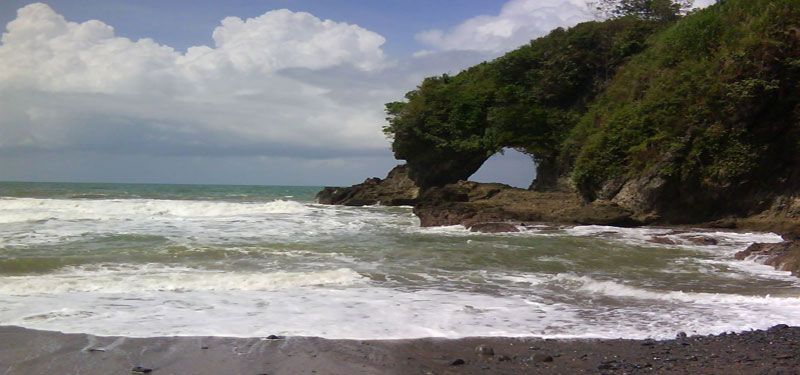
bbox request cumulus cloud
[0,3,393,160]
[415,0,593,54]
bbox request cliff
[379,0,799,232]
[319,0,800,273]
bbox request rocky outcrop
[735,240,800,276]
[413,181,640,230]
[315,164,419,206]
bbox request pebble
[450,358,466,366]
[530,354,553,363]
[131,366,152,373]
[474,344,494,356]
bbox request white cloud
[0,3,393,160]
[415,0,593,54]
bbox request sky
[0,0,716,187]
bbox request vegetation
[384,16,665,188]
[593,0,694,23]
[384,0,799,220]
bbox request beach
[2,324,799,375]
[2,182,800,374]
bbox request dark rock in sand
[530,353,553,363]
[131,366,152,373]
[266,335,283,340]
[316,164,419,206]
[735,240,800,276]
[450,358,465,366]
[474,344,494,356]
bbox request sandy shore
[1,325,799,375]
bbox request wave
[553,273,800,304]
[0,265,364,294]
[0,197,309,224]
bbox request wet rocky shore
[2,325,799,375]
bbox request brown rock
[469,223,520,233]
[316,164,419,206]
[735,240,800,276]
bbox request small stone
[677,331,687,339]
[450,358,466,366]
[530,354,553,363]
[598,363,617,370]
[474,344,495,356]
[266,335,283,340]
[497,355,512,362]
[201,346,209,349]
[87,348,106,352]
[131,366,152,373]
[768,324,789,333]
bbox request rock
[686,236,718,246]
[413,181,638,228]
[768,324,790,332]
[530,354,553,363]
[469,222,520,233]
[131,366,152,373]
[677,331,688,339]
[735,241,800,276]
[649,236,677,245]
[316,164,419,206]
[474,344,495,356]
[266,335,283,340]
[450,358,466,366]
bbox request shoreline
[2,325,799,374]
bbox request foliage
[383,0,800,218]
[593,0,695,23]
[383,17,665,186]
[567,0,800,207]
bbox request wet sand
[2,325,799,374]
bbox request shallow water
[1,182,798,339]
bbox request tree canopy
[592,0,694,23]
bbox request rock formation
[315,164,419,206]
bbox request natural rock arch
[468,148,536,189]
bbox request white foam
[553,273,800,304]
[0,198,308,224]
[0,265,364,294]
[0,197,418,246]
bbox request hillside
[380,0,799,230]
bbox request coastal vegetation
[382,0,800,224]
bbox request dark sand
[2,325,799,375]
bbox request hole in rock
[468,148,536,189]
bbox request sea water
[1,181,799,340]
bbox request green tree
[593,0,693,22]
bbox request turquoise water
[1,181,799,339]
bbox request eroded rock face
[413,181,639,231]
[316,164,419,206]
[404,150,492,190]
[735,240,800,276]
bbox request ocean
[1,181,799,340]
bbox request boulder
[316,164,419,206]
[735,240,800,276]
